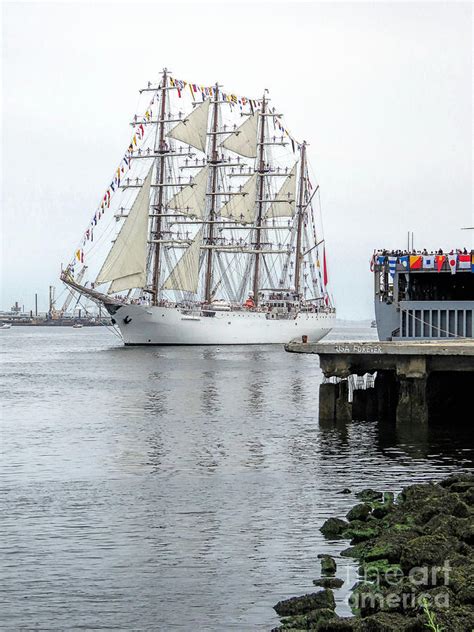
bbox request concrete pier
[285,340,474,424]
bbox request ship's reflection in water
[1,326,472,631]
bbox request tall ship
[373,250,474,340]
[61,69,335,345]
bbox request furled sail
[266,163,298,218]
[221,114,258,158]
[167,99,210,153]
[96,166,153,292]
[162,229,203,293]
[219,174,257,224]
[167,166,209,218]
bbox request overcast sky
[1,1,472,317]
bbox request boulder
[359,612,424,631]
[317,618,360,631]
[318,554,337,575]
[356,489,383,503]
[274,607,337,630]
[274,589,335,616]
[313,577,344,589]
[321,517,349,538]
[439,473,474,488]
[400,534,459,574]
[346,503,372,522]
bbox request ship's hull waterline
[107,304,335,345]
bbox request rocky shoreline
[272,473,474,631]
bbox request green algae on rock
[272,473,474,631]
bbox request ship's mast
[151,68,168,305]
[204,83,220,304]
[252,93,267,305]
[294,140,306,297]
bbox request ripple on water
[0,325,472,630]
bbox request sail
[109,272,146,294]
[221,114,258,158]
[219,174,257,224]
[167,166,209,218]
[266,163,298,218]
[167,99,210,153]
[96,166,152,291]
[162,229,203,293]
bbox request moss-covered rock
[320,517,349,538]
[355,489,383,503]
[439,472,474,488]
[274,589,336,616]
[318,554,337,576]
[358,612,424,631]
[344,526,380,544]
[433,604,474,632]
[273,475,474,632]
[399,533,459,573]
[362,542,402,564]
[317,618,360,631]
[358,559,403,584]
[346,503,372,522]
[274,607,337,630]
[313,577,344,589]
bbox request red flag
[435,255,445,272]
[409,255,422,269]
[458,254,470,269]
[323,247,328,287]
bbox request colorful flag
[448,254,458,274]
[388,256,397,277]
[435,255,445,272]
[423,255,434,269]
[399,255,409,270]
[472,254,474,273]
[75,249,81,262]
[458,254,470,269]
[323,247,328,287]
[409,255,422,269]
[376,255,386,265]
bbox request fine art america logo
[349,560,452,613]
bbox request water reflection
[1,327,472,631]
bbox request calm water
[1,325,473,630]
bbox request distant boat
[1,323,12,330]
[72,323,83,329]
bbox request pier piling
[285,341,474,424]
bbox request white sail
[221,114,258,158]
[96,166,153,291]
[219,174,257,224]
[266,163,298,218]
[109,272,145,294]
[167,99,210,153]
[167,166,209,218]
[162,229,203,293]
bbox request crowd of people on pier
[374,247,471,257]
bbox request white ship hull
[107,304,335,345]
